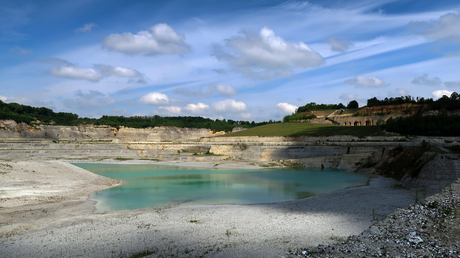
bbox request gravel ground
[289,179,460,258]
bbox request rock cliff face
[116,126,212,142]
[402,154,460,195]
[0,120,212,142]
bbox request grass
[224,123,382,137]
[113,157,134,161]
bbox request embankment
[0,120,212,142]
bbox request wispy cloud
[327,38,353,53]
[50,66,102,81]
[76,23,96,33]
[174,83,237,98]
[45,59,146,82]
[411,73,442,86]
[345,75,386,87]
[9,46,32,54]
[444,81,460,88]
[408,12,460,42]
[63,90,115,109]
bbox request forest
[0,100,269,132]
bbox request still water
[75,163,370,212]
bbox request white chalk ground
[0,160,418,258]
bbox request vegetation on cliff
[367,92,460,110]
[283,101,357,122]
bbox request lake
[74,163,370,212]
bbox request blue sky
[1,0,460,121]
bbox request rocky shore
[289,179,460,258]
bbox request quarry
[1,117,460,257]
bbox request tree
[347,100,359,109]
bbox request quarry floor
[0,158,419,258]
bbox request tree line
[377,92,460,136]
[0,100,271,132]
[366,92,460,111]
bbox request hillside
[225,123,382,137]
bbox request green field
[225,123,382,137]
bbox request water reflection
[75,164,369,212]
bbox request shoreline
[1,159,418,257]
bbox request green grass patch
[113,157,134,161]
[223,123,381,137]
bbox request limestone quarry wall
[116,126,212,142]
[401,154,460,195]
[0,120,212,142]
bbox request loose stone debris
[288,179,460,258]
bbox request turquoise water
[74,163,370,212]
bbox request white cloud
[140,92,169,105]
[411,73,442,86]
[47,61,145,82]
[432,89,453,99]
[63,90,115,109]
[445,81,460,88]
[103,23,191,55]
[212,27,324,79]
[158,106,182,115]
[185,102,209,113]
[76,23,96,33]
[408,12,460,42]
[327,38,353,53]
[276,103,297,114]
[9,46,32,54]
[212,99,247,112]
[0,95,7,101]
[344,75,386,87]
[50,66,103,81]
[212,84,237,96]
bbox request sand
[0,160,418,258]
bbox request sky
[1,0,460,122]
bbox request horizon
[2,0,460,122]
